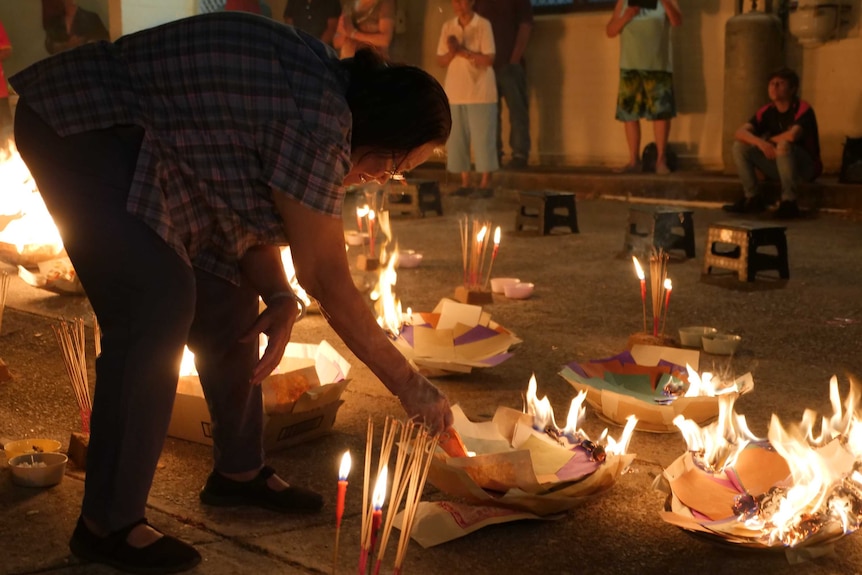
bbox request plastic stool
[514,190,579,235]
[623,206,695,258]
[702,220,789,282]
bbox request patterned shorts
[615,69,676,122]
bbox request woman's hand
[240,296,302,385]
[396,372,454,434]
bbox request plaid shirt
[11,12,352,284]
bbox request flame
[674,377,862,547]
[683,365,743,398]
[356,205,369,219]
[372,464,388,510]
[493,226,501,245]
[673,394,762,472]
[664,278,672,291]
[632,256,645,280]
[524,374,636,455]
[0,145,64,256]
[370,243,402,336]
[525,373,557,431]
[338,451,352,481]
[476,225,487,244]
[179,346,198,376]
[278,247,312,308]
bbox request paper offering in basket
[654,378,862,561]
[427,375,637,516]
[560,345,753,433]
[393,298,520,376]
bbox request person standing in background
[474,0,532,170]
[438,0,498,194]
[606,0,682,175]
[284,0,342,46]
[0,20,12,137]
[333,0,395,59]
[43,0,109,55]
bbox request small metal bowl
[678,326,718,348]
[702,333,742,355]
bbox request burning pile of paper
[426,375,637,516]
[655,377,862,559]
[391,298,520,376]
[560,345,753,433]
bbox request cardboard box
[167,341,350,452]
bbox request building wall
[3,0,859,172]
[412,0,862,172]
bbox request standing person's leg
[468,102,499,190]
[498,63,531,167]
[615,69,643,172]
[645,71,676,174]
[14,102,200,570]
[191,268,323,512]
[446,104,473,190]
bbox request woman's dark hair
[342,48,451,153]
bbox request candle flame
[338,451,352,481]
[476,226,487,244]
[356,205,369,218]
[372,465,388,510]
[493,226,501,245]
[632,256,645,281]
[664,278,672,291]
[368,210,376,222]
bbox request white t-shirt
[436,13,497,105]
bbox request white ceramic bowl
[397,250,423,268]
[8,452,68,488]
[701,333,742,356]
[678,326,718,348]
[504,282,535,300]
[3,438,63,462]
[490,277,520,294]
[344,231,368,247]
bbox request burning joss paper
[560,345,753,433]
[426,375,636,516]
[655,377,862,557]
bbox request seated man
[724,68,821,219]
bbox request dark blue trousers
[15,101,265,532]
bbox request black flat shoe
[199,465,323,514]
[69,516,201,575]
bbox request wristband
[264,290,307,321]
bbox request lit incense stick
[483,226,501,290]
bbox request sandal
[199,465,323,514]
[69,516,201,574]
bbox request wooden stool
[623,206,695,258]
[702,221,789,282]
[385,179,443,217]
[514,190,579,235]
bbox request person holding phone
[606,0,682,175]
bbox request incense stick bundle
[0,271,9,334]
[359,417,399,574]
[458,216,493,291]
[648,251,669,336]
[53,318,92,433]
[393,431,439,574]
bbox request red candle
[660,278,673,336]
[336,451,351,528]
